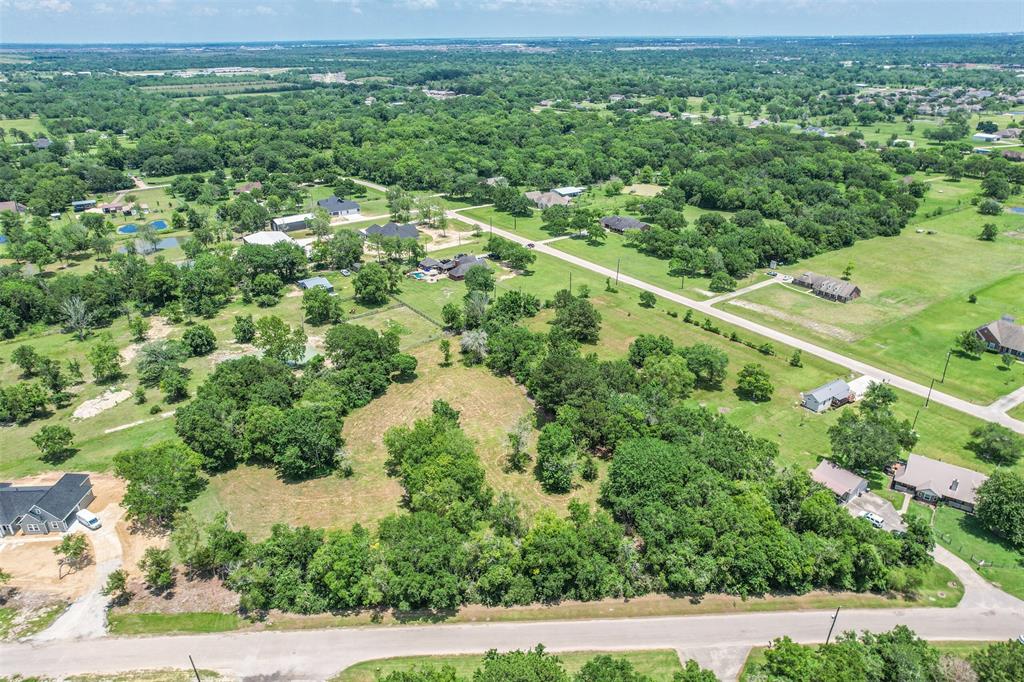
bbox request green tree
[681,343,729,388]
[254,316,307,364]
[113,440,205,528]
[139,547,175,592]
[54,532,90,573]
[971,640,1024,682]
[643,353,696,402]
[181,324,217,356]
[101,568,131,605]
[968,423,1024,466]
[87,335,122,383]
[638,291,656,308]
[442,302,464,331]
[475,646,568,682]
[460,329,489,364]
[353,261,392,305]
[439,338,452,366]
[31,424,74,463]
[536,422,578,493]
[956,330,985,357]
[789,349,803,367]
[975,470,1024,549]
[736,363,773,402]
[302,286,343,325]
[708,271,736,293]
[464,264,495,293]
[127,316,150,342]
[308,206,332,241]
[552,292,601,344]
[980,223,998,241]
[829,401,917,473]
[11,345,43,377]
[505,415,533,473]
[233,314,256,343]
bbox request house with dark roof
[317,196,360,217]
[70,199,97,212]
[447,254,488,281]
[271,213,313,231]
[600,215,649,234]
[976,315,1024,358]
[801,379,853,413]
[419,256,442,271]
[0,474,95,537]
[0,201,28,214]
[794,272,861,303]
[361,222,420,241]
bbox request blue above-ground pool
[0,235,7,244]
[118,224,138,234]
[1009,207,1024,215]
[150,219,169,230]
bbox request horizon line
[1,31,1020,49]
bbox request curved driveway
[449,210,1024,434]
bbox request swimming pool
[411,272,426,280]
[150,220,169,230]
[1009,207,1024,215]
[118,224,138,234]
[0,235,7,244]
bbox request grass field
[108,612,241,636]
[332,649,684,682]
[719,190,1024,405]
[1,115,48,138]
[907,502,1024,601]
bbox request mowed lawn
[906,503,1024,601]
[1,116,48,138]
[332,650,684,682]
[720,203,1024,404]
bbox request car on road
[75,508,102,530]
[766,270,777,277]
[526,243,535,248]
[860,511,884,529]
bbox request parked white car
[860,511,884,529]
[75,508,101,531]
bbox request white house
[242,231,297,247]
[552,186,586,198]
[801,379,853,413]
[972,132,1000,143]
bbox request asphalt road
[448,210,1024,435]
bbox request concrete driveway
[845,492,906,532]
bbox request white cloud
[7,0,74,12]
[254,4,276,15]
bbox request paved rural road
[448,210,1024,434]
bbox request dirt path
[32,504,125,641]
[72,389,132,420]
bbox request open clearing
[719,186,1024,404]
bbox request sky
[1,0,1023,45]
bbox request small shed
[801,379,852,413]
[810,460,868,504]
[297,276,334,292]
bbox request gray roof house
[33,137,52,150]
[600,215,650,234]
[447,254,488,280]
[317,196,360,217]
[894,454,988,513]
[794,272,861,303]
[297,276,334,292]
[0,474,95,537]
[801,379,853,413]
[419,257,442,270]
[810,460,868,504]
[70,199,97,212]
[976,315,1024,358]
[361,222,420,240]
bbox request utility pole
[911,408,921,431]
[825,607,840,644]
[189,655,202,682]
[925,378,936,408]
[615,258,620,285]
[940,350,952,383]
[569,271,573,294]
